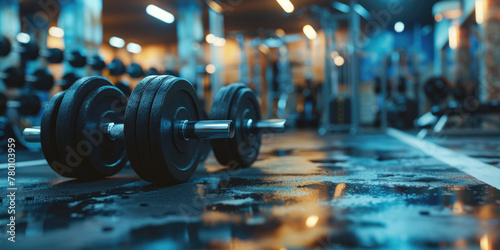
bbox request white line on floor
[387,128,500,190]
[0,159,48,169]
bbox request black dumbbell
[126,63,143,78]
[67,50,87,68]
[115,81,131,97]
[23,76,235,183]
[0,67,54,90]
[145,67,159,76]
[88,55,106,71]
[0,92,42,116]
[0,36,63,63]
[58,72,80,90]
[0,67,24,88]
[107,58,125,76]
[210,83,286,167]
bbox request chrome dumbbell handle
[246,119,286,133]
[23,120,236,143]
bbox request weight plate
[31,68,54,91]
[211,84,261,167]
[148,76,201,184]
[210,84,246,166]
[21,42,39,61]
[2,67,25,88]
[89,55,106,71]
[18,93,41,116]
[46,48,64,64]
[0,92,7,116]
[145,67,159,76]
[115,81,131,97]
[108,58,125,76]
[55,77,113,179]
[68,50,87,68]
[126,63,143,78]
[76,85,128,177]
[60,73,79,90]
[133,76,168,183]
[41,91,69,176]
[124,75,158,182]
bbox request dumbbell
[67,50,87,68]
[145,67,159,76]
[107,58,125,76]
[126,63,143,78]
[210,83,286,167]
[58,72,80,90]
[87,55,106,71]
[23,76,235,184]
[0,36,63,63]
[0,92,42,116]
[0,66,54,90]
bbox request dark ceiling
[20,0,441,46]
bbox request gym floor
[1,130,499,249]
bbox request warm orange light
[480,234,490,250]
[276,0,294,13]
[305,215,319,228]
[435,13,443,22]
[476,0,485,24]
[449,24,459,50]
[206,64,216,74]
[303,25,317,40]
[334,56,345,67]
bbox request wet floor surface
[1,130,500,249]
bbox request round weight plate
[20,42,39,61]
[76,85,128,177]
[0,92,7,116]
[60,73,79,90]
[124,75,159,182]
[115,81,131,97]
[31,69,54,91]
[210,84,246,166]
[41,91,69,176]
[108,58,125,76]
[211,84,261,167]
[126,63,143,78]
[3,67,25,88]
[46,48,64,64]
[55,77,114,179]
[0,36,11,57]
[89,55,106,71]
[68,50,87,68]
[18,93,41,116]
[148,76,201,184]
[134,76,169,183]
[199,108,211,162]
[145,67,159,76]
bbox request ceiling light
[146,4,175,24]
[303,25,317,40]
[48,26,64,38]
[276,0,294,13]
[16,33,30,44]
[109,36,125,48]
[126,43,142,54]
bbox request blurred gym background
[1,0,494,141]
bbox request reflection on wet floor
[1,131,500,249]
